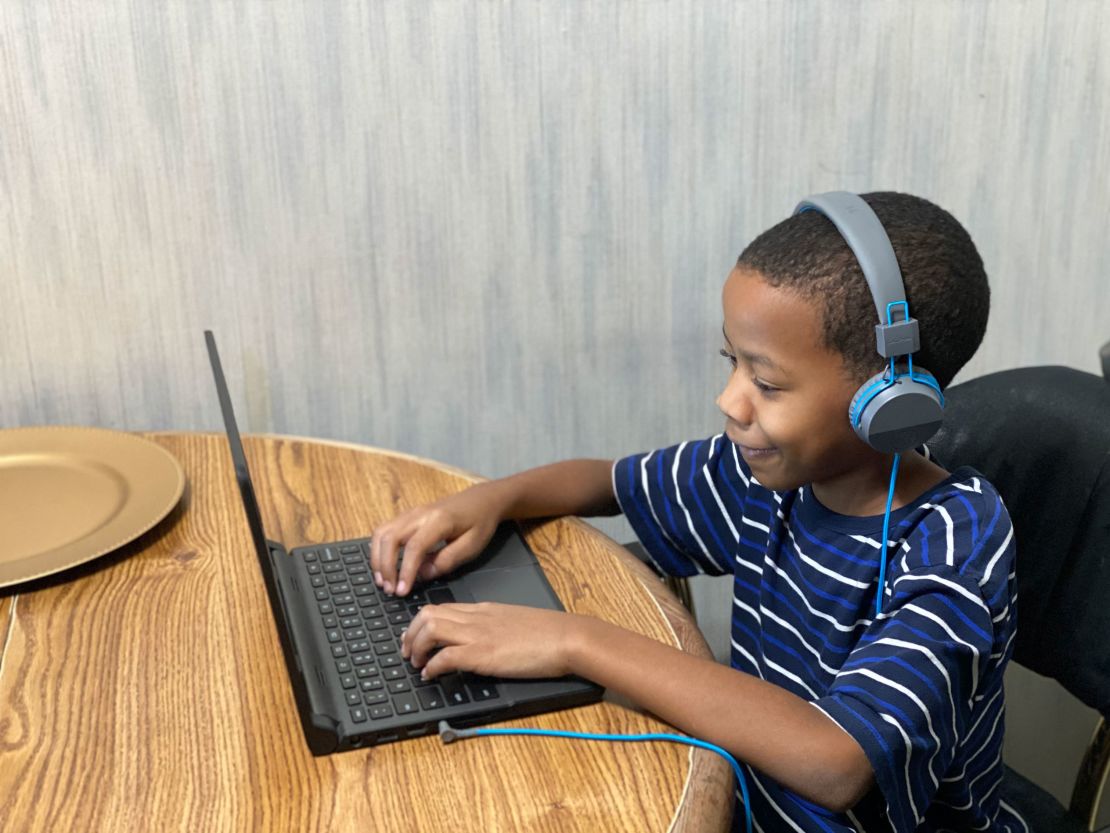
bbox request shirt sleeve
[612,434,749,578]
[811,559,997,833]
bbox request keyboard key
[360,678,384,692]
[369,704,393,720]
[331,645,348,658]
[417,687,445,710]
[333,594,355,605]
[466,677,501,701]
[344,627,368,641]
[314,590,329,602]
[323,562,343,574]
[339,545,361,555]
[440,675,470,706]
[350,574,371,586]
[379,654,401,667]
[306,563,322,575]
[426,587,456,605]
[388,679,412,694]
[321,548,339,563]
[303,550,319,562]
[375,643,398,657]
[337,605,358,617]
[340,674,357,690]
[326,573,346,585]
[356,666,379,679]
[352,652,375,666]
[345,691,362,706]
[323,615,338,629]
[371,631,392,644]
[384,601,406,613]
[311,576,326,588]
[335,659,352,674]
[388,611,410,626]
[355,585,376,598]
[340,616,361,629]
[365,618,387,631]
[383,667,405,681]
[327,630,342,643]
[364,691,388,706]
[350,706,368,723]
[392,692,419,715]
[346,564,368,575]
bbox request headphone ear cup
[849,370,944,453]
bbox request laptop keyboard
[300,540,501,727]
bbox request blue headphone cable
[439,721,753,833]
[876,452,902,616]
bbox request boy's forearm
[564,615,874,813]
[483,459,620,521]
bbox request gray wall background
[4,0,1108,821]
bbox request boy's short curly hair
[736,192,989,389]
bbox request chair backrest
[928,366,1110,717]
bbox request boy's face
[718,267,873,492]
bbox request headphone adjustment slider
[875,318,920,359]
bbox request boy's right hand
[369,481,509,597]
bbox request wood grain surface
[0,433,731,833]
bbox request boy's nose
[717,377,753,427]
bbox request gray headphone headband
[793,192,920,359]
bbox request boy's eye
[718,348,738,368]
[753,378,780,394]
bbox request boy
[370,192,1022,832]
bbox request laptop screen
[204,330,273,565]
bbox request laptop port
[378,734,399,743]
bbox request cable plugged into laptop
[437,721,480,744]
[436,721,753,833]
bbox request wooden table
[0,433,732,832]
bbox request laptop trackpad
[460,566,562,611]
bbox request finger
[394,526,444,596]
[370,520,411,589]
[407,606,470,668]
[369,524,390,586]
[416,527,487,581]
[378,518,430,594]
[420,645,467,680]
[370,523,390,584]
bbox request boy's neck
[809,451,949,518]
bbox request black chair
[929,363,1110,832]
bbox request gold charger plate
[0,427,185,587]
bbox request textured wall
[4,0,1108,817]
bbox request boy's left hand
[400,602,579,680]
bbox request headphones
[793,192,944,453]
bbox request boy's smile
[718,267,901,513]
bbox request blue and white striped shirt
[613,434,1025,833]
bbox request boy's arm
[485,458,621,519]
[567,615,874,813]
[373,459,618,596]
[402,604,874,813]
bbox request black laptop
[204,331,602,754]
